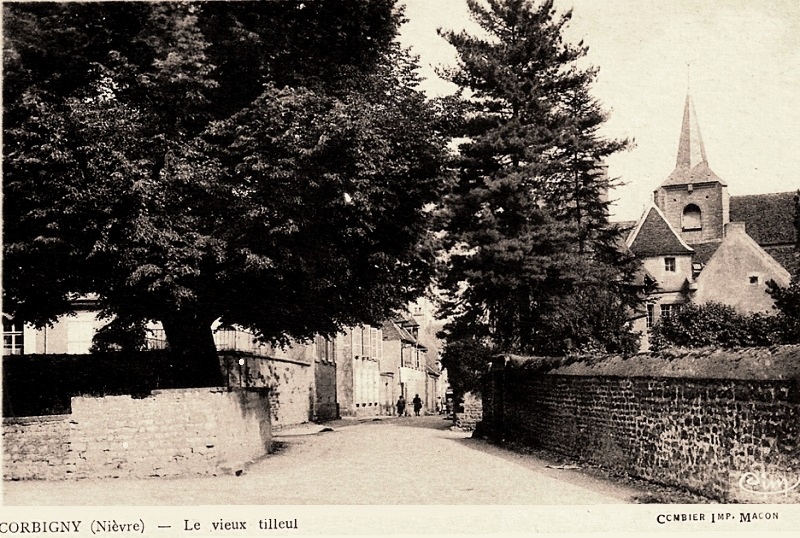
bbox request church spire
[661,94,726,187]
[676,95,707,170]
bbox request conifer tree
[437,0,639,358]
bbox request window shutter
[371,328,378,359]
[352,327,362,358]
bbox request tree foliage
[436,0,639,361]
[439,338,494,398]
[3,2,452,373]
[650,302,787,350]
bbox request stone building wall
[3,388,271,481]
[483,348,800,503]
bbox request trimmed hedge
[3,351,222,417]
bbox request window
[660,304,676,319]
[3,320,24,355]
[682,204,702,231]
[315,335,335,362]
[664,257,676,272]
[646,304,655,328]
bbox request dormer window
[682,204,702,231]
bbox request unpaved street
[4,416,639,505]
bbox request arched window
[682,204,702,231]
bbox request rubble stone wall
[221,355,313,430]
[484,361,800,503]
[455,392,483,431]
[3,388,271,481]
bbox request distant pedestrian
[396,395,406,417]
[412,394,422,416]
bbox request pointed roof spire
[661,95,726,187]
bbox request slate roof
[730,192,797,246]
[688,241,722,265]
[381,319,428,351]
[381,320,415,343]
[627,206,694,257]
[764,244,799,276]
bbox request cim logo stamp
[738,467,800,497]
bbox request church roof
[730,192,797,246]
[660,95,727,188]
[627,205,694,257]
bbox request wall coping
[4,414,70,425]
[501,344,800,381]
[149,387,229,396]
[220,352,312,368]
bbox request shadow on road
[444,434,642,503]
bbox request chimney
[724,221,746,237]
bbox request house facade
[626,95,796,349]
[3,296,105,356]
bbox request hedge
[3,350,222,417]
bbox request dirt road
[4,416,639,505]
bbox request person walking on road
[412,394,422,416]
[396,395,406,417]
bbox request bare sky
[398,0,800,221]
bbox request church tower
[653,95,730,244]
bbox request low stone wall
[483,347,800,503]
[3,387,271,480]
[454,392,483,431]
[221,354,313,430]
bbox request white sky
[398,0,800,222]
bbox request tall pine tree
[437,0,639,361]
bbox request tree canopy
[3,1,452,372]
[436,0,639,362]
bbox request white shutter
[370,328,378,359]
[352,327,362,358]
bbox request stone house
[381,317,429,414]
[625,95,796,349]
[3,295,105,356]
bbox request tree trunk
[161,311,223,387]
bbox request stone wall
[455,392,483,431]
[221,354,313,430]
[483,347,800,503]
[3,388,271,481]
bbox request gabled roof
[660,95,727,187]
[627,204,694,257]
[730,192,797,246]
[381,319,428,352]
